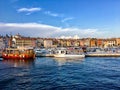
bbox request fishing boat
[2,47,35,59]
[54,47,85,58]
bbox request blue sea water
[0,57,120,90]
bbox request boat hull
[35,53,54,57]
[54,54,85,58]
[2,53,35,59]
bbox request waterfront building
[66,40,72,47]
[52,39,59,47]
[79,39,85,47]
[83,38,90,47]
[16,38,36,48]
[3,34,120,48]
[116,38,120,46]
[73,40,80,47]
[103,38,116,48]
[12,36,36,48]
[59,39,67,47]
[96,39,104,47]
[90,38,97,47]
[44,39,53,48]
[36,38,44,48]
[55,39,61,47]
[69,39,74,47]
[59,39,63,47]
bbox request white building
[44,39,53,48]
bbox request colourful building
[96,39,103,47]
[90,39,97,47]
[103,38,116,48]
[116,38,120,46]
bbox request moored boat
[54,47,85,58]
[34,48,55,57]
[2,47,35,59]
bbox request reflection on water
[53,57,85,66]
[2,59,35,67]
[0,58,2,61]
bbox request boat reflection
[2,58,35,67]
[53,57,85,66]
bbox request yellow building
[90,39,97,47]
[74,40,80,46]
[103,38,116,48]
[13,37,36,48]
[116,38,120,46]
[66,40,72,47]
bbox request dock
[85,53,120,57]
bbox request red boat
[2,47,35,59]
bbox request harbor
[1,0,120,89]
[34,47,120,57]
[0,34,120,59]
[1,46,120,59]
[1,37,120,89]
[1,47,120,60]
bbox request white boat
[35,48,54,57]
[54,48,85,58]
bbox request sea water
[0,57,120,90]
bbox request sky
[0,0,120,38]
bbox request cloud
[0,23,59,37]
[17,7,41,15]
[0,22,110,38]
[61,17,74,23]
[59,35,80,39]
[44,11,63,17]
[61,17,74,27]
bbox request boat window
[15,50,19,54]
[61,51,65,54]
[10,50,13,54]
[2,50,5,53]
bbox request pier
[85,53,120,57]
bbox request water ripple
[0,57,120,90]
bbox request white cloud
[61,17,74,23]
[59,35,80,39]
[0,22,111,38]
[44,11,63,17]
[61,17,74,28]
[17,7,41,15]
[0,23,59,37]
